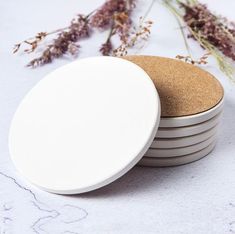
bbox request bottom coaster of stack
[138,141,216,167]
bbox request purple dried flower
[182,3,235,61]
[114,11,133,43]
[90,0,128,28]
[15,0,146,68]
[94,0,136,55]
[100,39,113,55]
[27,15,90,67]
[68,43,80,56]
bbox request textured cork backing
[123,56,224,117]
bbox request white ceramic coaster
[159,98,223,127]
[145,134,216,157]
[9,57,160,194]
[139,141,216,167]
[156,113,221,138]
[151,126,217,148]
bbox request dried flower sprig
[13,28,69,54]
[113,18,153,56]
[163,0,235,80]
[98,0,135,56]
[182,2,235,61]
[14,0,153,68]
[27,14,90,67]
[176,52,210,65]
[100,22,115,56]
[92,0,136,44]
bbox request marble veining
[0,171,88,234]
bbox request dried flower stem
[112,0,156,56]
[100,22,116,55]
[99,0,134,56]
[14,0,153,67]
[13,27,70,54]
[163,0,235,80]
[162,0,192,58]
[27,14,91,67]
[113,18,153,56]
[176,52,210,65]
[13,10,96,55]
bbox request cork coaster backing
[159,97,223,127]
[123,56,224,117]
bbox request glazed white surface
[9,57,160,194]
[1,0,235,233]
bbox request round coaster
[9,57,160,194]
[159,98,223,128]
[156,113,221,138]
[145,134,216,157]
[138,141,216,167]
[123,56,224,117]
[151,125,217,148]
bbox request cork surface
[123,56,224,117]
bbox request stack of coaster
[123,56,224,167]
[9,56,224,194]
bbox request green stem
[163,0,234,80]
[142,0,157,21]
[162,0,192,58]
[188,26,234,79]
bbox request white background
[0,0,235,233]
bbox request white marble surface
[1,0,235,233]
